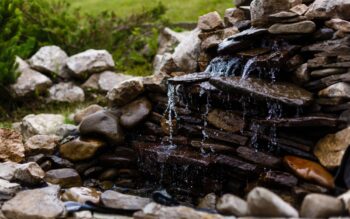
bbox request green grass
[69,0,233,22]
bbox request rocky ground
[1,0,350,218]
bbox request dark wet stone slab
[204,127,248,146]
[310,68,347,78]
[210,76,313,106]
[236,146,281,168]
[304,73,350,90]
[302,37,350,55]
[259,171,298,188]
[255,116,341,127]
[168,72,211,85]
[190,140,236,152]
[323,102,350,112]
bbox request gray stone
[81,73,100,90]
[157,27,191,55]
[301,194,345,218]
[28,45,68,77]
[306,0,350,20]
[101,190,151,210]
[0,179,20,196]
[198,11,224,32]
[0,162,18,181]
[74,104,104,124]
[235,0,252,7]
[67,49,115,78]
[14,162,45,185]
[314,127,350,169]
[318,82,350,99]
[24,134,59,155]
[120,97,152,129]
[210,77,313,106]
[48,82,85,103]
[79,110,124,144]
[55,124,78,138]
[172,28,201,73]
[247,187,299,217]
[217,194,249,216]
[107,78,144,107]
[311,68,347,78]
[98,72,133,92]
[250,0,301,26]
[0,129,25,163]
[2,186,66,219]
[153,53,179,75]
[21,114,65,140]
[134,203,230,219]
[268,21,316,34]
[11,57,52,97]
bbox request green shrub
[19,0,166,76]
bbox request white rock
[24,134,59,155]
[48,82,85,103]
[216,194,249,216]
[2,186,66,219]
[301,193,345,218]
[107,78,144,107]
[172,28,201,73]
[319,82,350,99]
[0,179,20,196]
[67,49,115,78]
[11,57,52,97]
[98,71,133,92]
[21,114,65,140]
[101,190,151,210]
[28,45,68,77]
[247,187,299,217]
[0,161,45,185]
[157,27,191,55]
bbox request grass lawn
[69,0,233,22]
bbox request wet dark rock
[98,154,135,167]
[301,194,345,218]
[259,171,298,188]
[283,156,335,189]
[101,190,151,210]
[306,0,350,20]
[312,28,335,41]
[59,137,105,161]
[255,116,341,127]
[168,72,211,84]
[190,140,235,152]
[302,37,350,55]
[120,97,152,129]
[268,11,298,22]
[216,154,259,176]
[210,76,313,106]
[235,20,252,31]
[217,28,267,54]
[235,0,252,7]
[152,190,179,206]
[236,147,281,168]
[79,110,124,144]
[304,73,350,91]
[323,102,350,113]
[340,110,350,124]
[47,155,74,168]
[311,68,347,78]
[83,166,104,178]
[205,127,248,145]
[98,168,119,181]
[45,168,82,188]
[207,109,244,133]
[247,187,299,217]
[237,48,270,57]
[307,56,331,69]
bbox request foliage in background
[0,0,25,86]
[19,0,166,76]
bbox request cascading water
[266,101,283,151]
[164,83,178,149]
[205,56,242,77]
[241,57,256,80]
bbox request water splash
[241,57,256,80]
[164,84,178,149]
[205,56,242,77]
[201,91,211,154]
[266,101,283,151]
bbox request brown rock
[306,0,350,20]
[198,11,224,32]
[283,156,335,189]
[61,187,101,204]
[318,82,350,99]
[74,104,104,124]
[268,21,316,34]
[101,190,151,210]
[326,18,350,33]
[224,8,246,26]
[59,137,105,161]
[107,78,144,107]
[24,134,59,155]
[314,127,350,169]
[0,129,25,163]
[207,109,244,133]
[290,4,309,15]
[44,168,82,188]
[197,193,217,210]
[301,194,345,218]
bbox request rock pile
[2,0,350,218]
